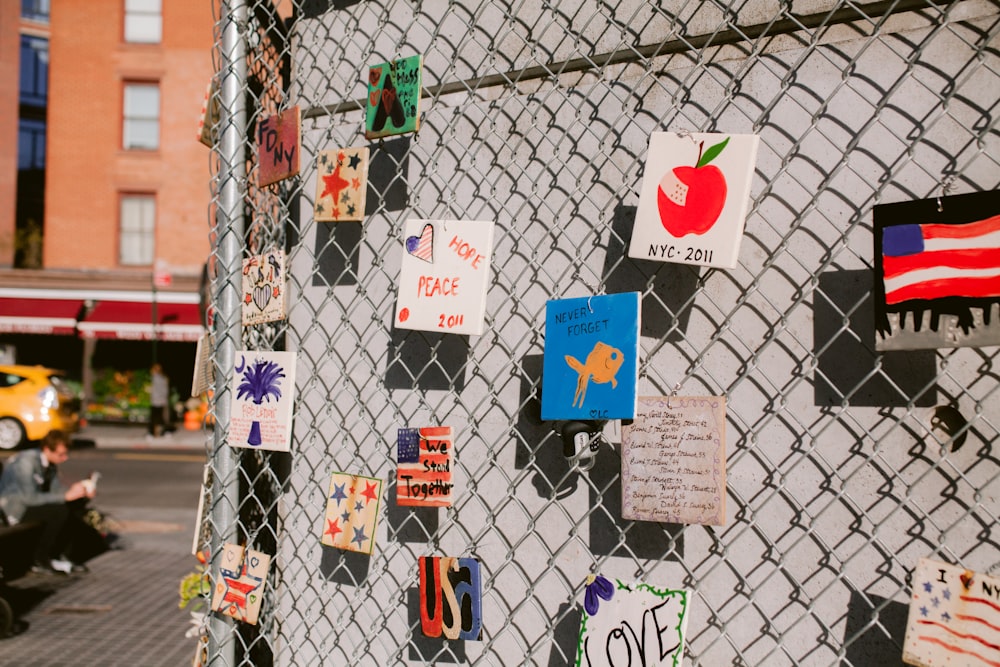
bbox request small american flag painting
[902,557,1000,667]
[397,426,453,507]
[882,215,1000,304]
[874,190,1000,350]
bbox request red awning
[78,300,203,342]
[0,297,85,335]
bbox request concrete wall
[225,1,999,664]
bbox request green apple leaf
[696,137,730,168]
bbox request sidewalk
[1,424,210,666]
[0,545,202,667]
[72,422,211,451]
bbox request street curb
[90,439,208,451]
[70,428,212,451]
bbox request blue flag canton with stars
[917,577,953,623]
[398,428,420,463]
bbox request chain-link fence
[202,1,1000,665]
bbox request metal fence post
[209,0,247,664]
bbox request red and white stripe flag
[882,214,1000,305]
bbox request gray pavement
[72,422,211,451]
[1,424,211,666]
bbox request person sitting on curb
[0,430,95,574]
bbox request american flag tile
[874,191,1000,350]
[903,557,1000,667]
[397,426,453,507]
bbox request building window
[21,0,49,22]
[18,35,47,170]
[123,83,159,150]
[124,0,161,44]
[18,119,46,170]
[19,36,48,107]
[120,195,155,266]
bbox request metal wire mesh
[204,1,1000,665]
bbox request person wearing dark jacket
[0,430,95,574]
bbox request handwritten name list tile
[621,395,726,526]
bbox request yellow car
[0,365,81,450]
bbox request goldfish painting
[542,293,641,421]
[565,342,625,408]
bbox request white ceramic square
[629,132,759,269]
[229,350,296,452]
[394,219,495,336]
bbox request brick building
[0,0,216,413]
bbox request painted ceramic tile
[576,576,690,666]
[365,54,422,140]
[242,250,285,325]
[196,79,219,148]
[394,219,495,336]
[229,350,295,452]
[397,426,453,507]
[191,466,212,555]
[211,543,270,626]
[191,332,214,396]
[629,132,759,269]
[419,556,482,641]
[903,558,1000,667]
[874,190,1000,350]
[315,147,369,222]
[541,293,641,421]
[622,396,726,525]
[257,106,300,186]
[322,472,383,555]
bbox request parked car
[0,365,81,450]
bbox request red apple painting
[630,132,759,269]
[657,137,729,236]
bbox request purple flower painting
[584,574,615,616]
[229,351,296,452]
[235,355,285,446]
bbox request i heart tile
[394,218,495,336]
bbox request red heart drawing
[369,67,383,86]
[960,571,974,589]
[382,88,397,113]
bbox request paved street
[1,425,209,667]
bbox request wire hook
[675,128,698,144]
[937,174,956,212]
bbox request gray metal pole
[209,0,247,664]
